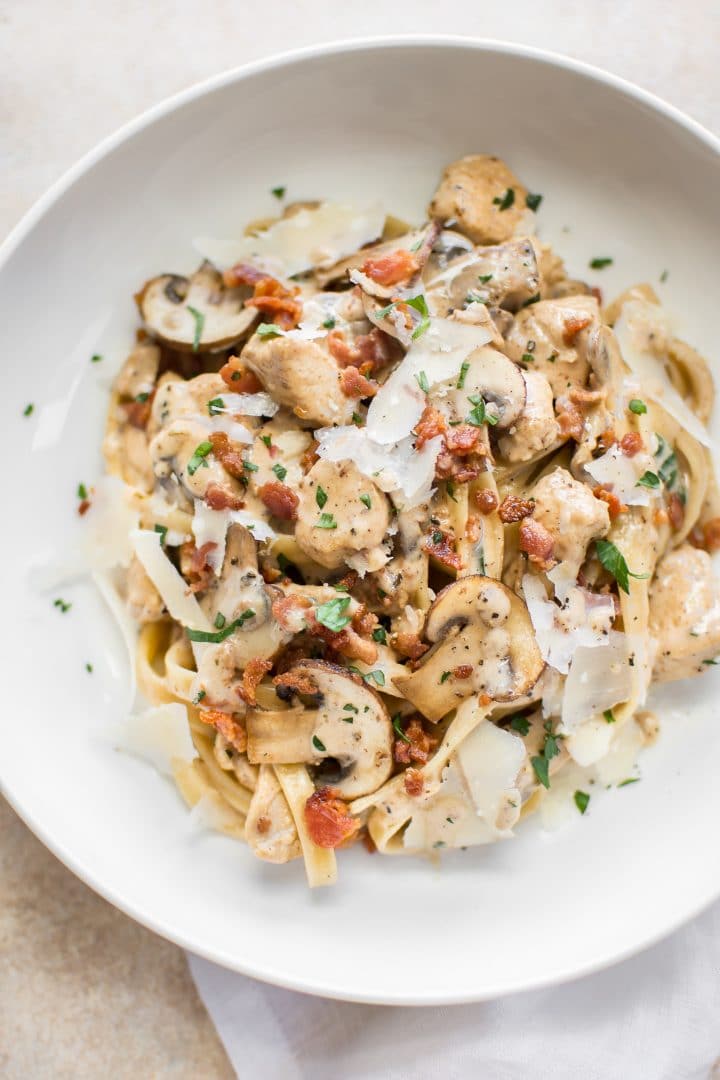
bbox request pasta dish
[93,154,720,886]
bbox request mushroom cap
[393,575,545,721]
[450,345,527,430]
[425,238,540,315]
[246,660,393,798]
[137,261,257,352]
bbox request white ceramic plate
[2,38,719,1005]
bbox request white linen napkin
[188,899,720,1080]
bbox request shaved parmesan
[192,501,229,573]
[195,202,385,278]
[231,510,276,542]
[566,718,616,766]
[594,718,645,785]
[523,575,615,674]
[117,702,195,777]
[83,475,139,570]
[92,568,138,709]
[215,392,279,417]
[560,631,633,735]
[402,761,499,850]
[615,299,712,448]
[455,720,525,830]
[130,529,212,631]
[585,444,657,507]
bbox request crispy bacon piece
[304,788,360,849]
[394,632,429,662]
[654,507,670,527]
[403,768,424,798]
[519,518,556,570]
[339,365,378,398]
[562,313,593,346]
[179,541,217,593]
[620,432,643,457]
[453,664,473,679]
[271,593,312,633]
[413,405,447,449]
[593,485,628,519]
[465,515,481,543]
[556,402,585,441]
[78,499,91,516]
[445,424,482,456]
[690,517,720,553]
[258,480,299,521]
[327,327,399,372]
[308,614,378,665]
[208,431,247,478]
[597,428,617,453]
[122,393,154,430]
[338,570,359,592]
[423,528,463,572]
[351,603,378,638]
[360,248,419,287]
[199,709,247,753]
[239,658,272,707]
[300,440,319,474]
[246,283,302,330]
[221,262,268,288]
[393,716,439,766]
[435,452,481,484]
[273,668,318,698]
[204,482,245,511]
[667,492,685,531]
[475,488,499,515]
[219,355,264,392]
[498,495,534,524]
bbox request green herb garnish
[595,539,649,594]
[440,671,451,684]
[256,323,283,339]
[207,397,225,415]
[154,523,168,546]
[493,187,515,211]
[466,394,498,427]
[272,462,287,481]
[77,482,88,500]
[214,613,226,630]
[372,626,387,645]
[392,713,411,743]
[23,403,34,417]
[312,735,327,752]
[618,777,640,787]
[186,609,255,643]
[187,440,213,476]
[187,305,205,351]
[509,715,530,736]
[192,689,206,704]
[359,493,372,509]
[526,192,543,212]
[53,598,71,613]
[315,595,352,632]
[316,485,328,509]
[316,512,337,529]
[604,709,616,724]
[85,662,93,673]
[629,399,647,415]
[574,790,590,814]
[637,471,661,489]
[415,370,429,394]
[457,361,470,389]
[521,292,541,308]
[271,186,286,199]
[589,257,613,270]
[90,353,103,363]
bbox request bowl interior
[2,40,719,1003]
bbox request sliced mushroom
[137,261,257,352]
[448,346,527,430]
[245,764,302,863]
[246,660,393,798]
[425,238,540,315]
[428,155,529,245]
[394,575,545,721]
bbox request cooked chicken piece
[126,554,165,623]
[150,418,246,504]
[650,544,720,681]
[148,372,234,437]
[294,459,391,571]
[498,370,560,463]
[530,467,610,573]
[428,155,529,245]
[502,295,600,398]
[241,335,355,428]
[358,509,427,614]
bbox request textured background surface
[1,1,717,1075]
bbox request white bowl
[2,37,719,1005]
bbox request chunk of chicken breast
[428,155,529,245]
[650,544,720,681]
[498,370,560,462]
[241,335,356,428]
[531,467,610,573]
[503,296,600,398]
[295,459,391,571]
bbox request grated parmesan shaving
[116,702,196,777]
[130,529,212,631]
[523,575,615,674]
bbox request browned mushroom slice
[425,238,540,314]
[393,576,544,721]
[137,261,257,352]
[246,660,393,798]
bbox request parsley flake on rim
[315,595,352,632]
[271,185,286,199]
[187,440,213,476]
[23,403,34,417]
[508,714,530,736]
[595,539,649,594]
[53,598,72,613]
[493,187,515,211]
[186,305,205,351]
[589,257,613,270]
[526,192,543,212]
[77,482,88,500]
[316,512,337,530]
[531,722,560,789]
[415,370,430,394]
[574,790,590,814]
[90,353,103,363]
[154,523,168,546]
[186,609,255,643]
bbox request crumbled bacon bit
[403,768,424,798]
[666,492,685,531]
[308,614,378,665]
[475,488,499,515]
[208,431,247,479]
[597,428,617,453]
[620,432,643,457]
[238,658,272,707]
[562,313,592,346]
[413,405,447,449]
[246,278,303,330]
[393,716,439,766]
[204,482,245,511]
[199,709,247,753]
[351,603,378,638]
[556,402,585,441]
[179,541,217,593]
[78,499,91,516]
[273,668,318,698]
[339,365,378,398]
[360,248,419,287]
[300,439,319,473]
[498,495,534,524]
[255,815,271,835]
[271,593,312,632]
[445,424,482,456]
[569,386,606,405]
[304,788,360,849]
[435,452,481,484]
[593,485,628,519]
[327,327,399,372]
[219,355,264,392]
[338,570,359,591]
[393,632,429,662]
[519,518,556,570]
[453,664,473,679]
[423,528,463,571]
[690,517,720,553]
[122,390,155,430]
[258,480,299,521]
[221,262,268,288]
[465,515,480,543]
[479,693,492,707]
[654,507,670,527]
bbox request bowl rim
[2,35,719,1005]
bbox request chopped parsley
[256,323,283,339]
[359,493,372,509]
[187,440,213,476]
[322,316,336,330]
[392,713,411,743]
[574,790,590,814]
[363,669,385,687]
[440,671,451,684]
[446,481,457,502]
[629,398,647,415]
[351,411,363,425]
[23,403,34,417]
[214,613,226,630]
[77,482,88,500]
[316,485,328,509]
[508,714,530,736]
[207,397,225,415]
[604,709,616,724]
[415,370,429,394]
[521,292,540,308]
[521,353,534,364]
[660,270,669,283]
[531,722,560,789]
[315,595,352,632]
[186,305,205,351]
[272,462,287,481]
[467,394,499,427]
[271,185,286,199]
[154,523,168,546]
[372,626,387,645]
[243,460,258,473]
[466,291,487,306]
[589,257,613,270]
[186,609,255,643]
[312,735,327,753]
[526,192,543,212]
[618,777,640,787]
[192,689,207,704]
[343,703,358,714]
[53,598,72,613]
[316,512,337,529]
[377,294,430,340]
[493,187,515,211]
[135,391,150,403]
[595,539,649,594]
[261,434,272,448]
[85,662,93,673]
[702,658,719,666]
[477,273,494,284]
[637,470,661,489]
[457,361,470,389]
[90,353,103,363]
